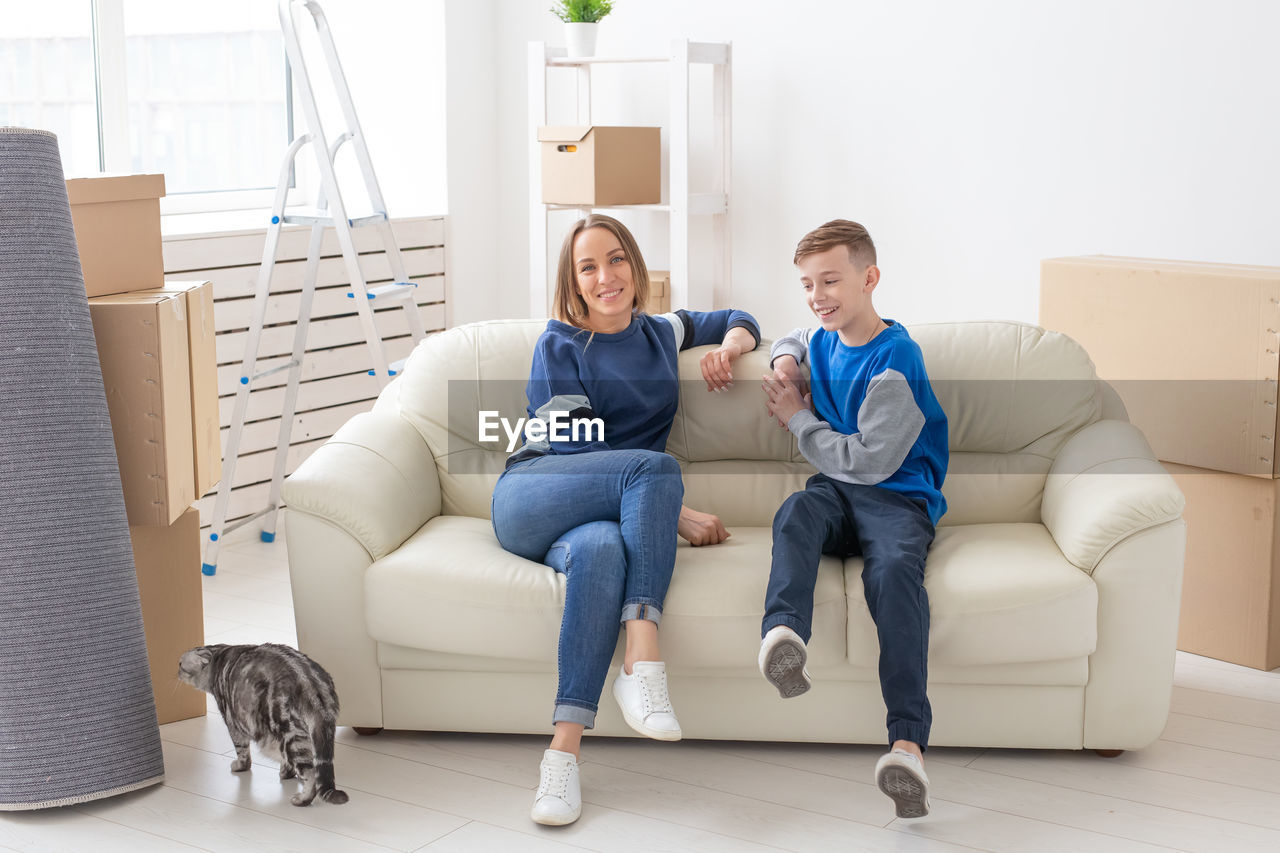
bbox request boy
[759,219,948,819]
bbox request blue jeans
[491,449,684,728]
[763,474,936,751]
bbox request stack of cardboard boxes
[1041,256,1280,671]
[67,174,219,721]
[537,126,672,314]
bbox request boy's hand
[678,505,730,546]
[700,342,744,392]
[770,355,808,396]
[762,371,811,429]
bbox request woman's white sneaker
[875,749,930,819]
[612,661,682,741]
[531,749,581,826]
[759,625,811,698]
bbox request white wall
[303,0,447,219]
[453,0,1280,335]
[442,0,501,329]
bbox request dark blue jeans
[491,449,684,728]
[763,474,935,751]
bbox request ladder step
[241,360,301,385]
[280,208,387,228]
[367,357,408,378]
[347,281,418,301]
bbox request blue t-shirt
[781,321,948,524]
[507,309,760,466]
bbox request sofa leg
[352,727,384,737]
[1093,749,1124,758]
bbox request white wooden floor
[3,515,1279,852]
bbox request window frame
[90,0,298,216]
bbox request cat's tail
[313,719,348,805]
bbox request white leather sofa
[282,319,1187,751]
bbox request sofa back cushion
[394,318,1100,524]
[912,321,1100,525]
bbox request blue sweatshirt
[507,309,761,467]
[770,321,948,525]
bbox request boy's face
[797,246,880,341]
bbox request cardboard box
[89,290,195,526]
[140,281,221,497]
[538,126,660,206]
[1040,256,1280,478]
[1164,462,1280,670]
[65,173,166,298]
[131,506,206,724]
[645,269,671,314]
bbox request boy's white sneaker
[531,749,581,826]
[758,625,811,698]
[611,661,682,741]
[875,749,930,819]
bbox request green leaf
[551,0,614,24]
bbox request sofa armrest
[282,410,441,562]
[1041,419,1185,572]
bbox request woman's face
[572,226,634,333]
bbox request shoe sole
[531,805,581,826]
[762,638,811,698]
[877,765,930,819]
[612,682,682,742]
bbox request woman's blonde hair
[553,214,650,328]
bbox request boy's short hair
[794,219,877,268]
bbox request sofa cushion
[846,523,1098,667]
[388,319,1102,527]
[363,518,846,669]
[658,527,846,669]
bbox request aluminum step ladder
[200,0,427,575]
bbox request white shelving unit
[528,39,732,318]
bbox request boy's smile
[797,245,884,347]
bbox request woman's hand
[700,326,756,392]
[700,343,743,392]
[678,505,730,546]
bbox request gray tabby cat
[177,643,348,806]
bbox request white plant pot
[564,22,598,58]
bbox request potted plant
[551,0,614,58]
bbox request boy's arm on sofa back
[282,410,441,562]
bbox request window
[1,0,447,219]
[0,3,100,175]
[122,0,289,209]
[0,0,290,213]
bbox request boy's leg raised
[763,474,850,640]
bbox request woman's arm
[701,324,758,391]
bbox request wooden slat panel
[220,400,376,458]
[198,481,271,529]
[164,216,445,272]
[220,372,382,426]
[215,275,445,332]
[220,438,327,492]
[216,302,446,364]
[216,336,421,394]
[175,216,446,532]
[179,247,445,303]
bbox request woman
[491,214,760,826]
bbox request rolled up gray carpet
[0,127,164,809]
